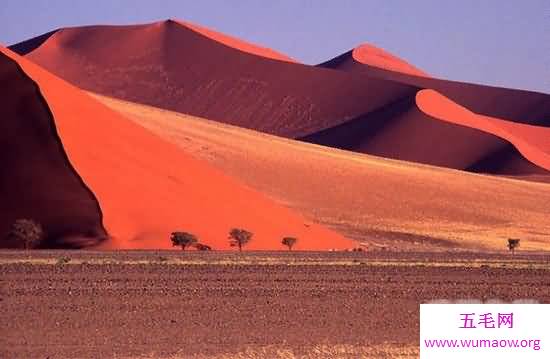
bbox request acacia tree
[507,238,520,254]
[170,231,198,250]
[228,228,253,252]
[10,219,43,249]
[281,237,297,251]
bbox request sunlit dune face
[352,43,428,77]
[416,89,550,171]
[0,46,350,251]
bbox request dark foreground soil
[1,250,549,358]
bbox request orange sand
[1,46,350,250]
[352,43,428,77]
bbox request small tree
[228,228,253,252]
[9,219,43,249]
[507,238,520,254]
[170,231,198,250]
[281,237,297,251]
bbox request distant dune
[9,20,413,138]
[10,20,550,177]
[0,47,351,250]
[319,48,550,125]
[327,43,430,77]
[92,93,550,251]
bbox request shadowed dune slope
[0,52,106,248]
[1,47,351,250]
[93,93,550,251]
[8,29,58,56]
[10,20,415,137]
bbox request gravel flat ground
[1,250,549,358]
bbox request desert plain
[2,250,550,358]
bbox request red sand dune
[300,92,549,175]
[9,20,415,138]
[352,43,429,77]
[176,20,297,63]
[319,47,550,126]
[417,89,550,172]
[299,95,506,171]
[10,20,550,177]
[311,45,550,175]
[0,46,351,250]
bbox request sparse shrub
[170,231,198,250]
[57,256,71,265]
[507,238,520,254]
[228,228,253,252]
[157,256,168,262]
[194,243,212,251]
[281,237,297,251]
[9,219,44,249]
